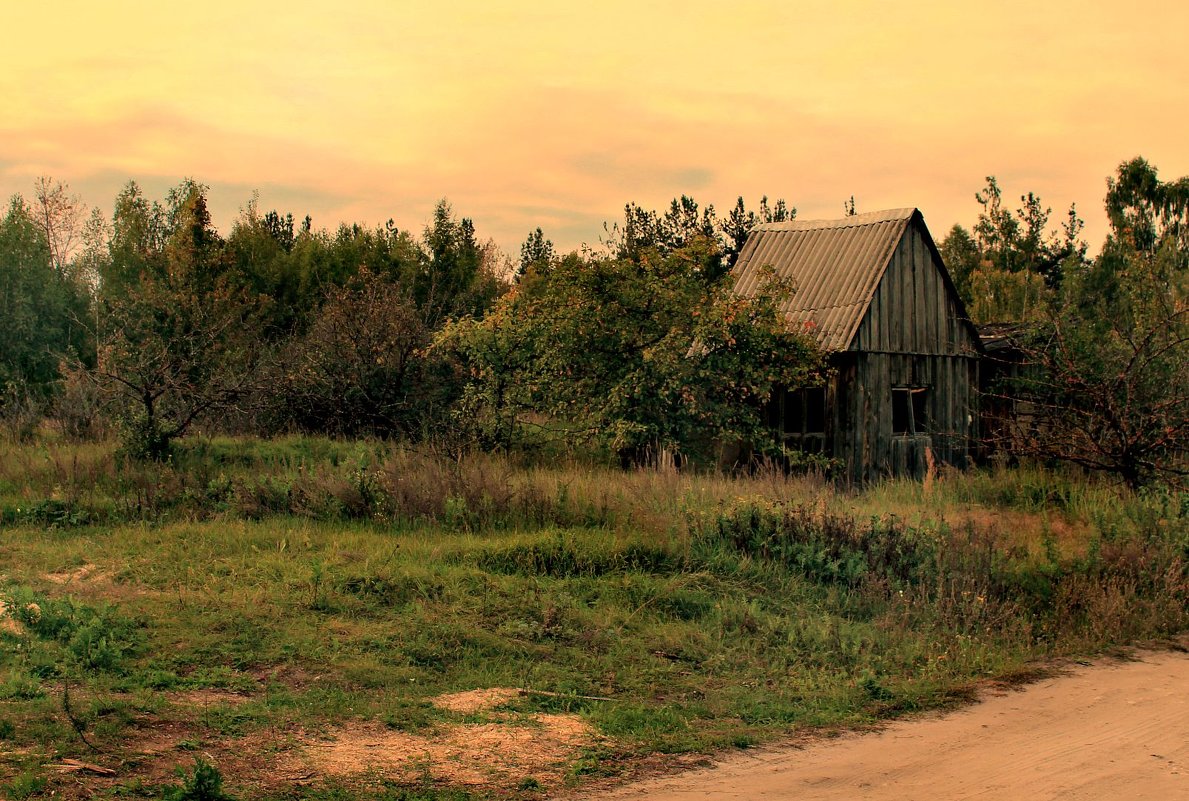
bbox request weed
[162,759,237,801]
[3,770,47,800]
[0,672,45,700]
[704,500,938,587]
[308,559,327,610]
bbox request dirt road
[588,649,1189,800]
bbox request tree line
[0,183,813,464]
[940,158,1187,487]
[1,160,1184,485]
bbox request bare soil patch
[432,686,522,713]
[43,562,106,585]
[304,712,595,790]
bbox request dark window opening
[783,390,804,434]
[892,387,929,435]
[773,387,827,436]
[804,387,826,433]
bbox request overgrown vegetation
[0,437,1185,798]
[1,179,810,465]
[942,158,1187,487]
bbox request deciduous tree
[1000,160,1187,488]
[91,181,266,458]
[444,236,823,462]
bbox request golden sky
[2,0,1186,255]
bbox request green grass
[0,435,1185,798]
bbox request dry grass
[0,435,1184,800]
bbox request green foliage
[0,436,1185,793]
[4,498,92,528]
[706,500,939,587]
[419,200,501,328]
[0,174,514,445]
[1105,156,1189,255]
[2,588,143,674]
[93,181,269,459]
[161,759,237,801]
[940,177,1087,322]
[1002,159,1188,488]
[443,238,824,461]
[271,268,467,438]
[518,227,553,278]
[473,532,680,577]
[606,194,794,277]
[0,195,93,415]
[3,770,47,800]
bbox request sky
[1,0,1186,257]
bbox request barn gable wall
[831,352,978,483]
[833,219,980,483]
[849,220,979,356]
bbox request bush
[53,363,107,441]
[705,500,939,587]
[5,589,143,673]
[162,759,237,801]
[118,412,175,462]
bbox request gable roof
[732,208,918,351]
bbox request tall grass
[0,434,1185,797]
[1,436,830,532]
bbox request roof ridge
[759,208,917,232]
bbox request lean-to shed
[732,208,982,483]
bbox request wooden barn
[732,208,983,483]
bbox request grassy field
[0,436,1186,799]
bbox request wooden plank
[924,229,939,354]
[948,358,958,463]
[916,231,928,355]
[857,354,870,483]
[879,354,892,476]
[895,237,906,354]
[935,241,948,354]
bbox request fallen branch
[62,680,102,753]
[53,759,116,776]
[518,689,614,702]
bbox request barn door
[891,386,931,478]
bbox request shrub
[162,759,237,801]
[705,500,939,587]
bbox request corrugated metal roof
[731,208,917,351]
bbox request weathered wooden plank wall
[836,220,980,484]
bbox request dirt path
[587,649,1189,800]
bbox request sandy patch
[433,687,522,713]
[169,689,253,708]
[0,598,30,635]
[44,562,106,584]
[306,712,595,788]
